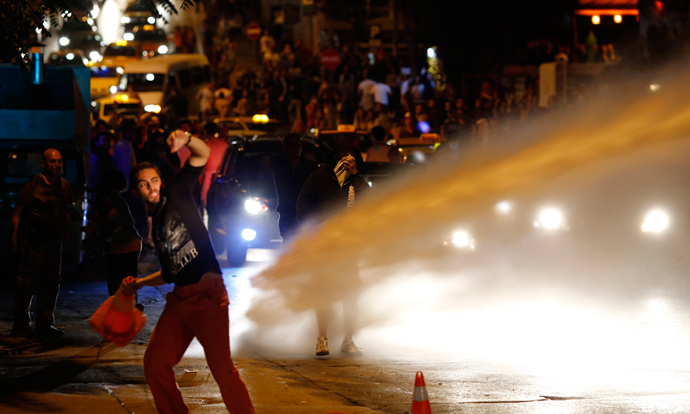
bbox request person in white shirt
[357,72,376,111]
[373,82,392,108]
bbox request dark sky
[412,0,579,73]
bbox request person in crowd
[163,87,189,127]
[123,130,255,414]
[373,80,392,110]
[273,134,318,243]
[366,125,397,162]
[235,89,251,116]
[196,82,215,119]
[305,97,320,129]
[357,71,376,111]
[426,98,443,132]
[297,140,370,357]
[214,84,233,118]
[113,118,137,184]
[353,107,367,130]
[399,111,420,138]
[85,169,142,298]
[259,30,275,61]
[199,124,228,210]
[11,149,73,338]
[90,131,115,200]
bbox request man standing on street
[11,148,73,338]
[297,141,370,356]
[123,130,255,414]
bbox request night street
[2,246,690,413]
[2,0,690,413]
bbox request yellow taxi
[100,40,142,68]
[92,93,142,125]
[312,124,372,154]
[395,133,442,164]
[88,61,122,100]
[214,114,280,139]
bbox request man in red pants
[123,130,254,414]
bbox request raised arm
[167,130,210,167]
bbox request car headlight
[451,230,475,250]
[157,45,168,54]
[244,198,268,215]
[495,200,513,214]
[89,51,101,62]
[642,209,670,233]
[59,37,70,46]
[121,16,131,24]
[241,228,257,241]
[109,85,118,94]
[534,207,566,230]
[144,104,161,113]
[147,16,156,24]
[123,33,134,41]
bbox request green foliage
[0,0,197,64]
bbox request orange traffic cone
[411,371,432,414]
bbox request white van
[118,54,211,116]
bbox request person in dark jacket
[273,134,318,243]
[297,140,369,357]
[84,169,142,297]
[11,149,73,338]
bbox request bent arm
[186,136,211,167]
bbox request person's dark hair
[283,133,301,146]
[371,125,386,142]
[178,118,192,128]
[203,121,218,136]
[95,119,108,129]
[129,162,162,189]
[100,169,128,192]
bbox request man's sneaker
[10,326,34,338]
[341,338,363,356]
[315,336,329,356]
[35,326,65,338]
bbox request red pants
[144,279,255,414]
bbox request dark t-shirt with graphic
[152,163,221,286]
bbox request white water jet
[236,65,690,386]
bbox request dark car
[59,30,104,62]
[47,50,88,66]
[206,136,412,265]
[206,136,326,265]
[0,145,87,266]
[124,25,169,56]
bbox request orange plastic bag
[89,276,146,347]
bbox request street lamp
[592,15,601,24]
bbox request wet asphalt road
[1,254,690,414]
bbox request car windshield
[133,27,166,42]
[245,122,277,133]
[123,73,165,92]
[237,151,284,182]
[104,45,137,57]
[49,53,85,66]
[90,66,119,78]
[220,122,244,130]
[103,103,140,116]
